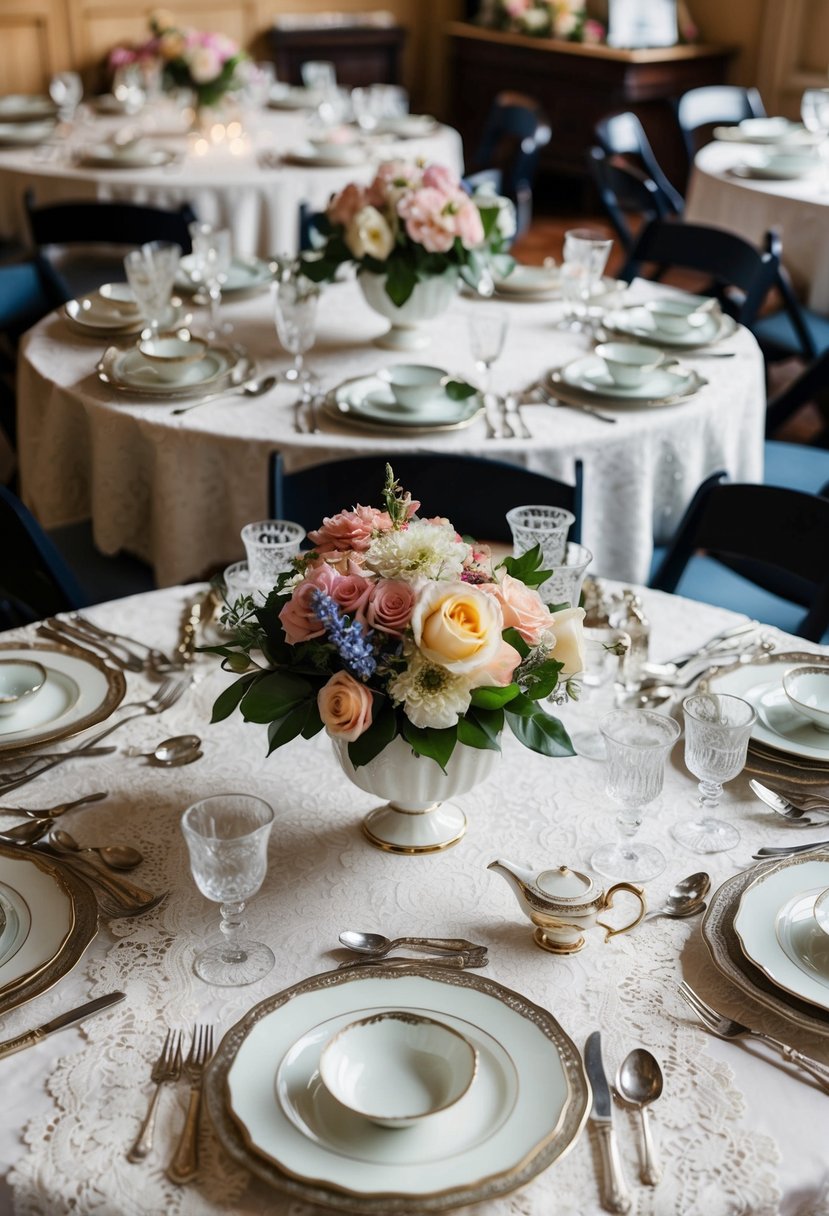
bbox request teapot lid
[535,866,594,900]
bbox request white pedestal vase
[332,734,499,854]
[358,269,458,351]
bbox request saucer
[713,118,804,144]
[176,256,274,296]
[0,120,56,146]
[0,94,57,122]
[77,144,174,169]
[97,343,241,397]
[0,667,79,739]
[558,354,703,403]
[283,142,368,168]
[494,264,560,298]
[64,296,183,337]
[375,114,438,138]
[605,303,738,348]
[327,374,484,432]
[776,889,829,990]
[730,158,819,181]
[746,680,829,761]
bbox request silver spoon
[0,818,53,846]
[0,791,108,819]
[615,1049,664,1185]
[750,779,829,826]
[51,829,143,871]
[170,374,277,416]
[642,872,711,922]
[339,930,487,958]
[126,735,202,766]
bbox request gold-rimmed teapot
[488,858,646,954]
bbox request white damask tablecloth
[17,279,765,589]
[685,140,829,312]
[0,584,827,1216]
[0,104,463,259]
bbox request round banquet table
[0,103,463,259]
[685,139,829,312]
[17,278,766,589]
[0,583,826,1216]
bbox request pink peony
[481,573,555,646]
[308,505,390,554]
[367,160,422,208]
[452,195,485,249]
[318,671,373,741]
[366,579,415,636]
[422,164,460,195]
[327,182,368,228]
[397,187,457,254]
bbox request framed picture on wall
[606,0,679,48]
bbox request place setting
[728,146,823,182]
[602,294,739,350]
[72,139,177,170]
[323,364,485,434]
[544,340,708,411]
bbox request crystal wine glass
[559,228,613,332]
[671,693,756,854]
[49,71,83,120]
[800,88,829,190]
[591,708,681,881]
[124,240,181,336]
[188,222,232,341]
[273,277,320,405]
[467,309,509,399]
[181,793,274,986]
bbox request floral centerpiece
[485,0,605,42]
[301,160,516,307]
[210,468,585,851]
[108,9,247,109]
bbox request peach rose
[481,574,555,646]
[318,671,373,741]
[366,579,415,636]
[549,606,586,678]
[330,571,372,622]
[469,637,522,687]
[308,505,390,554]
[327,182,367,229]
[411,582,504,674]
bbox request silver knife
[0,991,125,1059]
[585,1031,631,1213]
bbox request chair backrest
[766,347,829,435]
[587,147,670,254]
[270,453,583,546]
[594,112,684,215]
[473,91,551,235]
[650,476,829,641]
[0,256,68,335]
[0,485,87,629]
[676,85,766,165]
[619,218,779,324]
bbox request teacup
[782,666,829,733]
[379,364,446,410]
[319,1012,477,1128]
[0,659,47,718]
[642,298,716,336]
[137,332,208,383]
[594,341,665,388]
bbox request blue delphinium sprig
[312,589,377,681]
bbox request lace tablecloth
[1,584,827,1216]
[17,280,765,588]
[0,105,463,259]
[685,141,829,312]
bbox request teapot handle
[596,882,646,942]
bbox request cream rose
[318,671,373,741]
[548,606,586,678]
[345,206,394,261]
[411,583,504,675]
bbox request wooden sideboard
[266,23,407,89]
[447,22,735,190]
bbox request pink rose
[308,505,390,554]
[452,195,485,249]
[366,579,415,636]
[278,563,340,644]
[481,574,555,646]
[330,571,373,622]
[318,671,373,741]
[367,160,421,208]
[422,164,460,195]
[470,638,522,687]
[397,187,456,254]
[327,182,368,229]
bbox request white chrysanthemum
[365,520,470,583]
[388,650,473,729]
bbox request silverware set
[129,1023,216,1182]
[751,779,829,825]
[337,930,488,969]
[38,614,183,676]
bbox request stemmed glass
[188,222,232,341]
[671,693,756,854]
[591,708,681,881]
[49,71,83,120]
[123,240,181,336]
[559,228,613,332]
[467,309,509,401]
[181,793,275,986]
[273,277,320,405]
[800,89,829,190]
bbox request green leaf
[266,703,315,753]
[457,705,504,751]
[443,379,478,401]
[384,258,418,307]
[505,696,575,757]
[469,682,520,709]
[347,699,398,768]
[400,721,458,772]
[501,627,530,659]
[522,657,564,701]
[239,670,314,723]
[500,545,552,589]
[210,672,258,724]
[301,701,324,739]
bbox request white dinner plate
[96,342,243,397]
[0,642,125,756]
[775,889,829,990]
[493,263,560,298]
[557,354,704,405]
[0,879,31,970]
[375,114,439,138]
[327,374,484,432]
[76,144,174,169]
[205,965,589,1211]
[0,95,57,122]
[730,160,820,182]
[708,657,829,763]
[713,120,813,145]
[0,120,56,146]
[735,858,829,1012]
[604,302,739,348]
[175,256,274,296]
[283,142,369,168]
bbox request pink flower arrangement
[108,11,246,107]
[488,0,606,42]
[213,468,584,772]
[302,161,516,306]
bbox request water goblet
[188,222,232,341]
[565,625,625,760]
[241,519,306,587]
[559,227,613,332]
[181,793,275,986]
[801,88,829,191]
[671,693,756,854]
[124,240,181,336]
[591,708,681,882]
[506,504,575,568]
[274,277,320,404]
[49,71,83,120]
[538,541,592,607]
[467,309,508,400]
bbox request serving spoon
[51,829,143,871]
[614,1049,664,1185]
[642,872,711,921]
[126,735,202,766]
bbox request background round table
[17,278,766,587]
[685,139,829,311]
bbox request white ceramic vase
[358,268,458,351]
[333,734,499,854]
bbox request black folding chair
[0,485,87,629]
[587,147,671,255]
[471,92,552,237]
[676,85,766,170]
[594,112,684,216]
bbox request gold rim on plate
[324,377,484,435]
[547,367,706,410]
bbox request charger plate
[702,856,829,1036]
[205,964,590,1212]
[0,844,97,1017]
[0,641,125,756]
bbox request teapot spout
[487,858,537,910]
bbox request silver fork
[0,676,189,794]
[678,981,829,1092]
[69,614,179,672]
[128,1029,183,1162]
[167,1023,215,1184]
[750,780,829,826]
